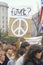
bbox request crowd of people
[0,40,43,65]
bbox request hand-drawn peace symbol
[11,18,28,37]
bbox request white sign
[11,7,31,18]
[26,36,42,45]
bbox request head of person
[2,40,7,50]
[23,44,42,65]
[0,50,5,62]
[16,48,25,58]
[6,46,14,58]
[20,42,30,52]
[11,43,17,52]
[18,48,25,57]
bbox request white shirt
[15,54,25,65]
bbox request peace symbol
[11,18,28,37]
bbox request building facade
[0,2,8,34]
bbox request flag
[40,0,43,33]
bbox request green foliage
[4,37,18,44]
[0,31,18,44]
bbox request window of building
[2,7,4,12]
[2,16,4,24]
[6,17,8,20]
[6,8,8,11]
[2,16,4,19]
[2,25,4,28]
[6,8,8,14]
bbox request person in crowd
[11,43,17,53]
[40,51,43,65]
[7,54,16,65]
[0,50,9,65]
[16,48,25,57]
[2,40,7,50]
[0,42,9,65]
[15,42,30,65]
[20,42,30,52]
[6,46,14,60]
[22,44,42,65]
[0,50,5,65]
[7,47,25,65]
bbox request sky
[0,0,41,18]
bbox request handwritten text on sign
[11,7,31,16]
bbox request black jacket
[25,59,40,65]
[0,55,9,65]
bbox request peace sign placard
[11,18,28,37]
[8,18,32,37]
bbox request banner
[26,36,42,45]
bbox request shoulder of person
[7,59,15,65]
[16,54,24,62]
[15,55,25,65]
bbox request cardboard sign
[8,18,32,37]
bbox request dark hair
[23,44,42,65]
[11,43,17,47]
[15,48,25,60]
[0,43,3,47]
[17,48,25,56]
[20,42,30,49]
[5,46,14,52]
